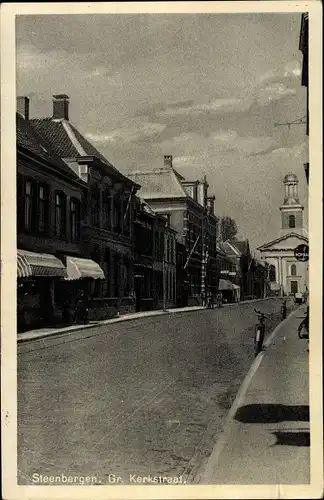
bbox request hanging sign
[294,244,309,262]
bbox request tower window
[289,215,296,228]
[291,264,297,276]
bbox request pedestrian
[81,292,89,325]
[216,291,223,308]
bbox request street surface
[18,298,293,484]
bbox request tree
[219,216,238,242]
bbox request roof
[231,240,249,255]
[284,173,298,183]
[257,232,308,251]
[220,240,248,256]
[29,118,135,185]
[16,113,81,182]
[128,168,188,199]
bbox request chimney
[197,176,209,207]
[17,96,30,120]
[164,155,173,168]
[52,94,69,120]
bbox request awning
[17,249,67,278]
[65,256,105,280]
[218,279,239,291]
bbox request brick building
[26,94,140,319]
[16,106,104,330]
[133,198,176,311]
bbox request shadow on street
[234,404,309,423]
[271,430,310,447]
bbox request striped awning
[17,250,67,278]
[65,256,105,280]
[218,279,238,291]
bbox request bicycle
[254,308,268,357]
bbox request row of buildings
[16,94,271,332]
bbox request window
[24,180,34,231]
[291,264,297,276]
[38,184,49,234]
[123,192,131,235]
[70,198,80,241]
[103,189,112,231]
[91,184,100,227]
[289,215,296,228]
[17,174,23,232]
[113,193,122,233]
[55,192,66,238]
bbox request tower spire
[279,173,307,237]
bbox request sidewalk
[199,306,310,484]
[17,296,279,343]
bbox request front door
[291,280,298,294]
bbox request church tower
[279,173,307,237]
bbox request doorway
[290,281,298,294]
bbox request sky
[16,13,308,250]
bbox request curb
[17,296,282,344]
[195,306,299,484]
[17,306,204,343]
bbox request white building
[257,173,308,296]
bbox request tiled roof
[16,113,81,181]
[128,168,188,199]
[30,118,77,158]
[29,118,134,184]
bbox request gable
[258,233,308,252]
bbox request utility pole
[201,210,208,306]
[162,231,167,311]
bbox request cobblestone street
[18,298,293,484]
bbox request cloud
[256,83,296,106]
[161,129,279,161]
[157,82,295,118]
[156,61,300,119]
[85,117,166,145]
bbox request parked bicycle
[254,308,268,356]
[297,306,309,339]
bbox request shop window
[104,248,111,296]
[289,215,296,228]
[55,192,66,238]
[70,198,80,241]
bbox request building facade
[16,109,105,330]
[133,198,176,311]
[129,156,219,306]
[257,174,308,296]
[27,94,140,318]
